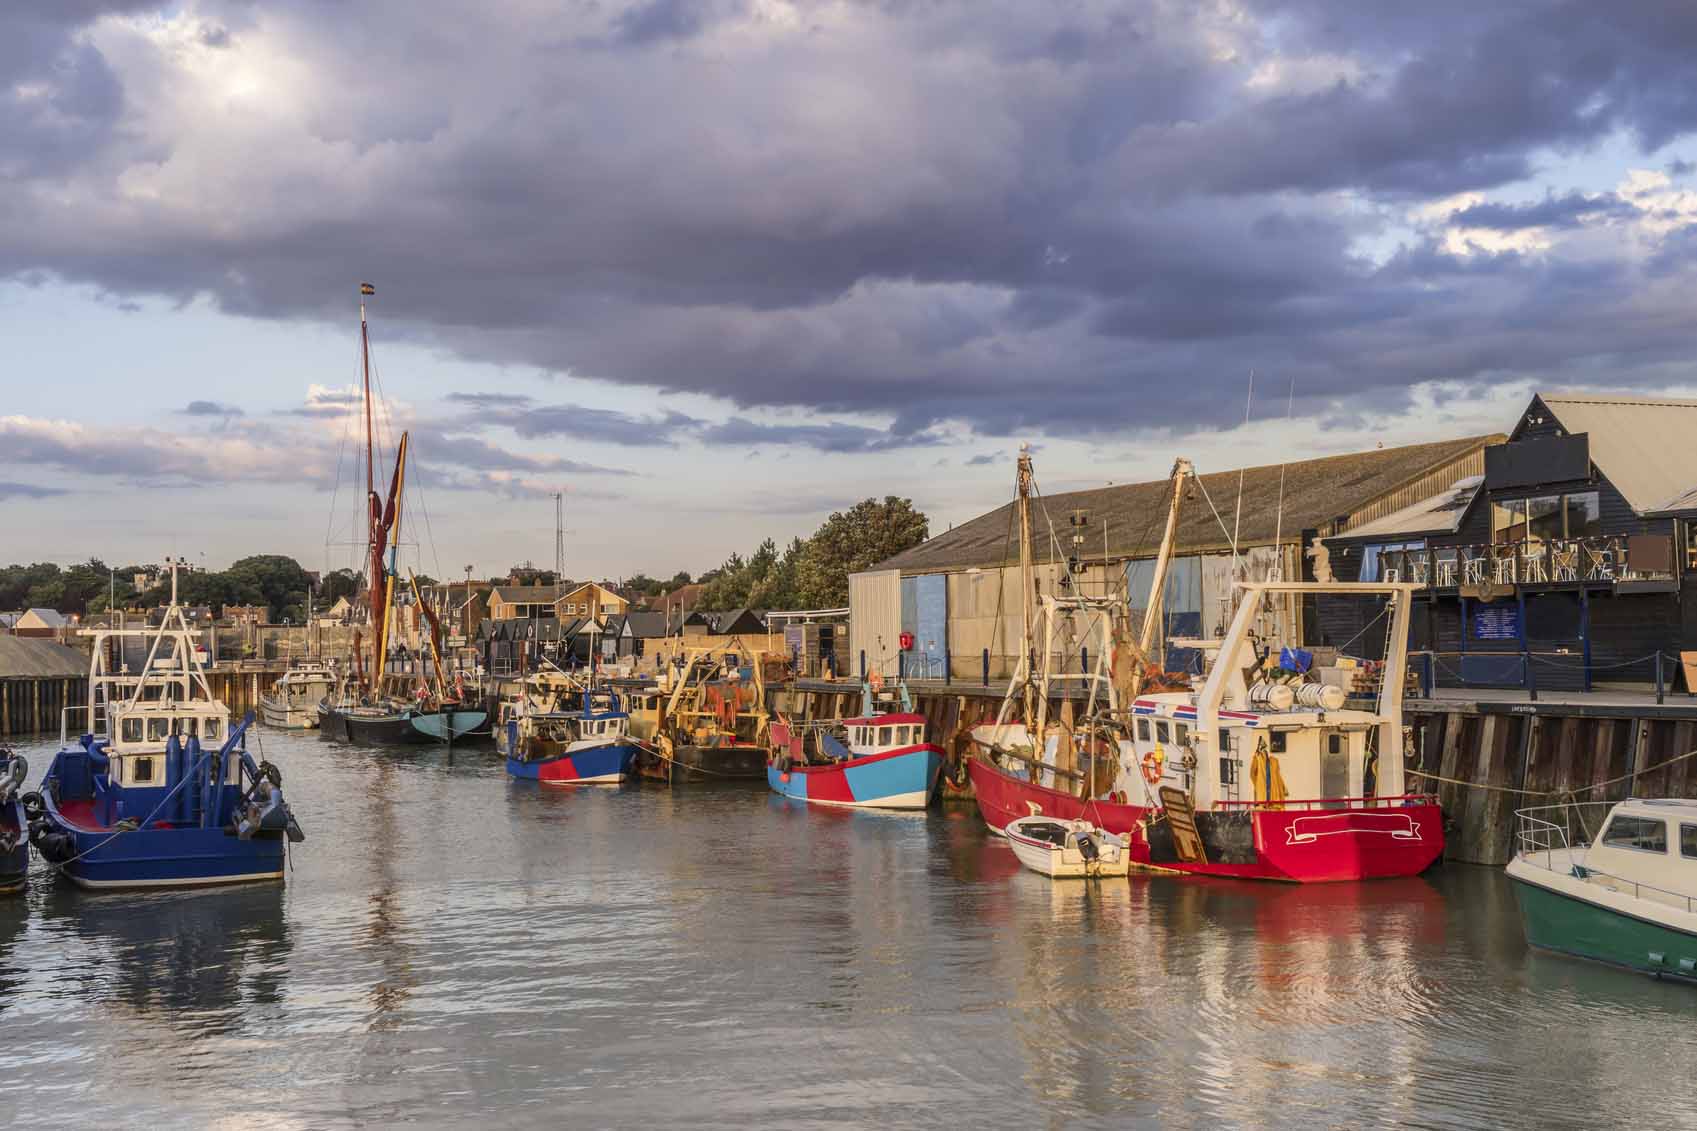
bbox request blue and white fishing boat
[499,671,639,784]
[26,561,305,889]
[767,682,945,810]
[0,745,28,893]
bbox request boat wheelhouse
[768,683,945,809]
[28,563,304,889]
[1508,797,1697,979]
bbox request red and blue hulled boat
[500,675,639,785]
[0,747,28,893]
[768,686,945,809]
[26,574,304,890]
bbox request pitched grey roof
[492,585,568,604]
[1536,392,1697,513]
[624,610,668,637]
[877,435,1498,573]
[0,636,86,678]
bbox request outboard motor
[236,778,306,843]
[0,751,25,808]
[1074,828,1101,863]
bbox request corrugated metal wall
[944,562,1071,679]
[848,569,902,677]
[899,574,949,677]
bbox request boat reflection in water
[39,885,289,1027]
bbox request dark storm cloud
[1450,193,1635,231]
[692,418,946,454]
[10,1,1697,442]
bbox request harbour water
[0,730,1692,1129]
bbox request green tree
[796,496,929,607]
[319,568,361,605]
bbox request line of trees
[693,496,928,611]
[0,555,333,625]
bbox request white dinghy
[1005,813,1130,879]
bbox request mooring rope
[1406,744,1697,797]
[628,736,765,781]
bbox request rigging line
[1191,472,1240,552]
[1272,376,1295,581]
[412,456,447,584]
[1230,370,1254,562]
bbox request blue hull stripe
[768,748,943,807]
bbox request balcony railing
[1380,535,1677,589]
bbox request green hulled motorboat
[1507,798,1697,981]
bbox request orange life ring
[1141,748,1165,785]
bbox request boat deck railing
[1214,793,1439,812]
[1515,802,1697,915]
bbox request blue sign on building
[1472,606,1520,641]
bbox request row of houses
[846,391,1697,693]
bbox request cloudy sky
[6,0,1697,582]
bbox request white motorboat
[259,660,336,728]
[1507,798,1697,979]
[1004,814,1130,879]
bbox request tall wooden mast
[1016,443,1037,729]
[1133,457,1192,695]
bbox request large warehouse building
[848,434,1501,681]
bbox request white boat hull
[1005,817,1131,879]
[260,698,321,729]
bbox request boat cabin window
[205,719,221,740]
[121,718,144,743]
[181,717,199,737]
[1683,824,1697,860]
[1174,724,1189,746]
[147,718,169,742]
[878,726,892,745]
[132,756,157,785]
[1155,721,1169,743]
[1601,815,1668,854]
[1137,719,1150,742]
[1218,729,1231,752]
[1328,733,1342,754]
[1269,732,1287,753]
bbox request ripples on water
[0,730,1692,1129]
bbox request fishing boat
[638,644,770,783]
[965,445,1164,841]
[767,681,944,809]
[1110,579,1444,882]
[1004,814,1131,879]
[259,659,335,728]
[317,283,484,746]
[26,561,305,889]
[969,446,1442,882]
[499,671,639,784]
[0,746,27,893]
[1507,798,1697,980]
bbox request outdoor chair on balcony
[1493,547,1518,585]
[1521,543,1548,583]
[1463,552,1489,585]
[1436,557,1459,587]
[1550,544,1579,582]
[1583,543,1614,581]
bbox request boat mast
[1016,443,1037,729]
[361,283,383,693]
[1134,458,1192,695]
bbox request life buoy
[1141,747,1165,785]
